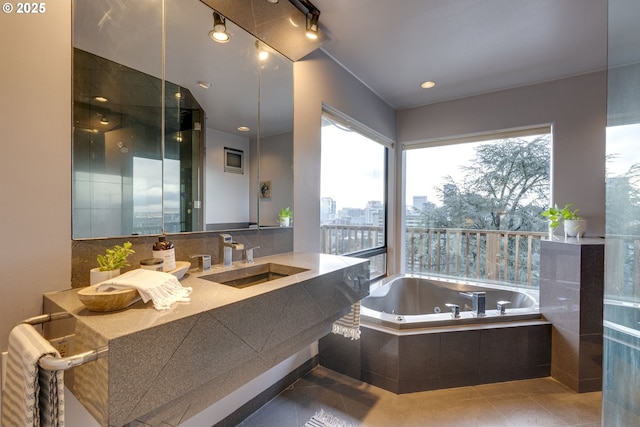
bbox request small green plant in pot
[279,207,292,227]
[541,204,585,238]
[97,242,135,271]
[90,242,135,285]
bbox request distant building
[320,197,337,223]
[413,195,428,211]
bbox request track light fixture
[289,0,321,40]
[209,11,230,43]
[305,11,319,39]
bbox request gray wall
[397,71,608,237]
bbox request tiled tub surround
[43,252,370,427]
[71,227,292,288]
[320,275,551,394]
[539,238,605,393]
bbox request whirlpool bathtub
[330,275,552,393]
[360,275,540,329]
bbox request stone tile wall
[320,320,551,394]
[71,227,292,287]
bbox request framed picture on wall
[260,181,271,198]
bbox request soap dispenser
[152,235,176,272]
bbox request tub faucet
[497,300,511,315]
[445,303,460,318]
[460,291,486,316]
[218,234,244,267]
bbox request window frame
[320,106,393,278]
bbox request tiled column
[539,238,604,392]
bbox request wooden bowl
[77,284,141,312]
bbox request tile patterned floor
[240,366,602,427]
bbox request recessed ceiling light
[237,126,250,132]
[100,117,109,124]
[421,81,436,89]
[198,81,212,89]
[210,12,230,43]
[266,0,278,3]
[93,96,108,103]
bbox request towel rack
[20,312,109,371]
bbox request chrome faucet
[497,300,511,315]
[218,234,244,267]
[445,303,460,318]
[460,291,486,316]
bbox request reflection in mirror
[72,0,293,239]
[254,46,294,226]
[72,1,164,238]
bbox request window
[320,109,390,279]
[404,128,551,288]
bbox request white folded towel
[96,269,192,310]
[331,302,361,340]
[1,323,65,427]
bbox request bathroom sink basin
[201,263,309,289]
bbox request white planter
[564,219,587,238]
[280,217,290,227]
[90,268,121,285]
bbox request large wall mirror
[72,0,293,239]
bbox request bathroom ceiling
[310,0,619,110]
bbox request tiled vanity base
[320,320,551,394]
[539,238,605,392]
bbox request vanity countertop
[44,252,367,340]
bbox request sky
[320,124,385,211]
[321,127,558,213]
[606,123,640,178]
[405,143,479,208]
[133,157,180,214]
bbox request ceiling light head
[266,0,278,3]
[421,81,436,89]
[210,11,230,43]
[198,80,212,89]
[100,117,109,124]
[255,40,269,61]
[237,126,250,132]
[305,12,319,39]
[93,96,108,103]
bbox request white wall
[292,50,397,258]
[205,128,250,224]
[0,1,72,349]
[255,132,294,226]
[397,71,607,237]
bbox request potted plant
[90,242,135,284]
[279,207,292,227]
[541,204,586,239]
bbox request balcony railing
[406,227,546,288]
[321,224,546,288]
[321,224,385,255]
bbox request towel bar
[19,311,109,371]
